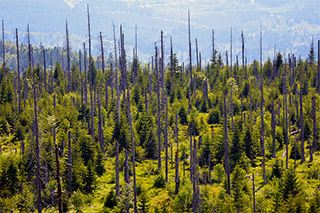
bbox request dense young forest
[1,7,320,213]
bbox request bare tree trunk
[230,27,233,77]
[188,10,193,94]
[98,92,105,152]
[272,101,276,158]
[312,96,317,151]
[190,125,193,182]
[160,31,164,104]
[318,40,320,94]
[66,20,71,93]
[2,20,5,72]
[84,43,88,105]
[253,173,255,213]
[300,89,305,163]
[183,147,186,178]
[284,66,289,169]
[15,29,21,115]
[212,29,215,60]
[209,153,211,185]
[100,32,105,74]
[156,44,161,171]
[68,131,72,192]
[127,88,138,213]
[124,149,129,184]
[242,30,245,69]
[165,98,168,182]
[115,140,120,197]
[87,5,94,139]
[260,26,266,185]
[170,37,174,91]
[175,111,179,194]
[43,50,47,92]
[27,24,33,69]
[224,94,231,195]
[54,142,63,213]
[34,76,42,213]
[195,38,199,69]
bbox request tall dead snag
[300,90,305,163]
[230,27,232,77]
[284,65,289,169]
[165,97,168,182]
[156,44,161,171]
[195,38,199,69]
[115,140,120,197]
[27,24,33,69]
[271,101,276,158]
[54,141,63,213]
[208,153,211,185]
[84,43,88,105]
[170,37,174,91]
[68,131,72,192]
[160,31,165,104]
[188,10,193,94]
[15,28,21,115]
[312,97,317,152]
[260,26,266,185]
[98,92,105,152]
[224,94,231,195]
[212,29,215,60]
[43,50,47,92]
[241,30,245,69]
[124,149,129,184]
[253,173,255,213]
[66,20,71,93]
[127,88,138,213]
[318,40,320,94]
[2,20,5,75]
[119,25,127,92]
[189,123,193,182]
[175,111,180,194]
[34,75,42,213]
[100,32,105,74]
[87,4,94,139]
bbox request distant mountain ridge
[1,0,319,65]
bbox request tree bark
[68,131,72,192]
[300,90,305,163]
[127,88,137,213]
[224,94,231,195]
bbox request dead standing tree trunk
[34,75,42,213]
[66,20,71,93]
[175,111,180,194]
[224,94,231,195]
[2,20,5,73]
[98,92,105,152]
[84,42,88,105]
[115,140,120,197]
[54,141,63,213]
[260,26,266,185]
[127,88,138,213]
[311,97,316,162]
[43,50,47,92]
[165,97,168,182]
[156,44,161,171]
[68,131,72,192]
[87,5,94,139]
[188,10,193,94]
[15,28,21,115]
[271,101,276,158]
[300,90,305,163]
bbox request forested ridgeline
[1,9,320,213]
